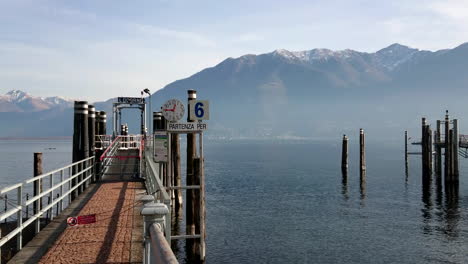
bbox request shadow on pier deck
[9,150,146,264]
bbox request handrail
[24,156,94,183]
[145,153,170,202]
[0,156,95,250]
[148,223,178,264]
[101,136,121,161]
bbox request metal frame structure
[112,98,146,137]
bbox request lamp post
[143,88,151,136]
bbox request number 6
[195,102,204,118]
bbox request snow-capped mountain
[2,42,468,138]
[0,90,73,112]
[271,43,421,70]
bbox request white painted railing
[0,156,95,253]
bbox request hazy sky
[0,0,467,101]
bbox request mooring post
[172,133,183,208]
[88,105,96,183]
[453,119,459,179]
[359,128,366,179]
[186,89,197,252]
[428,125,433,174]
[33,152,43,234]
[404,131,408,167]
[444,111,450,182]
[100,111,107,135]
[421,118,428,177]
[72,101,89,200]
[449,129,454,180]
[435,120,442,176]
[341,135,348,174]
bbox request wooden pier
[1,92,209,264]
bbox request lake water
[1,139,467,263]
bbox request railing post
[33,152,43,234]
[60,170,64,212]
[16,185,23,250]
[49,173,53,220]
[141,202,169,264]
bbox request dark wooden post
[33,152,43,234]
[435,120,442,176]
[359,128,366,179]
[444,111,450,183]
[341,135,348,174]
[186,89,198,257]
[172,134,183,207]
[404,131,408,167]
[448,129,454,180]
[72,101,89,200]
[421,117,427,177]
[192,157,202,260]
[453,119,459,179]
[428,126,433,173]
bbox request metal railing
[144,151,171,242]
[0,156,94,253]
[141,200,177,264]
[147,223,178,264]
[95,135,112,150]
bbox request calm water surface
[1,139,467,263]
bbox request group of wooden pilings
[153,90,204,261]
[341,129,367,195]
[407,111,459,185]
[71,101,107,200]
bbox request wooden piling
[444,111,450,182]
[435,120,442,176]
[449,129,454,180]
[33,152,43,234]
[72,101,89,199]
[186,89,198,257]
[404,131,408,167]
[453,119,459,178]
[421,117,433,178]
[186,90,197,233]
[359,128,366,179]
[171,134,183,207]
[341,135,348,173]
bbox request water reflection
[421,175,432,234]
[171,205,184,258]
[341,170,348,201]
[443,182,459,238]
[418,170,461,239]
[360,172,366,207]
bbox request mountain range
[1,43,468,139]
[0,90,73,112]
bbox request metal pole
[16,185,23,250]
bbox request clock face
[162,99,185,122]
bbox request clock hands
[164,104,177,112]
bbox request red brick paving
[39,180,144,264]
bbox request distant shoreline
[0,137,72,140]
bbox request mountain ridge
[1,42,468,138]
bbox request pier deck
[9,150,145,264]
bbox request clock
[162,99,185,122]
